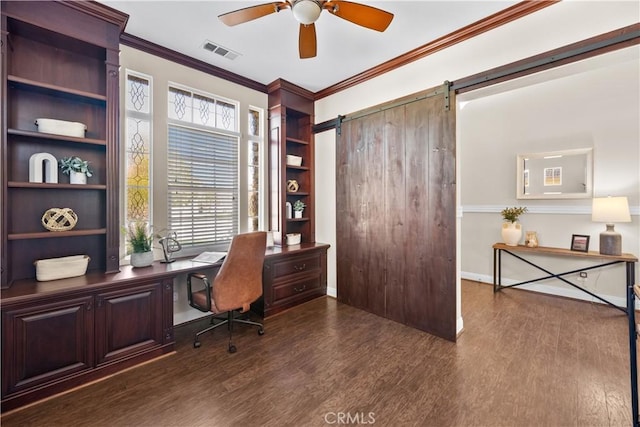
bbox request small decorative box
[286,155,302,167]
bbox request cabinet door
[2,296,94,396]
[95,281,164,366]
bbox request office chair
[187,231,267,353]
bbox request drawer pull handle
[294,263,306,271]
[294,285,306,293]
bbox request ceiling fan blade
[219,2,288,26]
[324,1,393,32]
[299,23,317,59]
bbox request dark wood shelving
[2,0,120,288]
[0,2,168,414]
[268,79,315,246]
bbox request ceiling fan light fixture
[291,0,322,25]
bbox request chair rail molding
[461,204,640,216]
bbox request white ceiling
[99,1,519,92]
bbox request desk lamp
[591,196,631,256]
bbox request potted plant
[293,200,306,219]
[125,222,154,267]
[59,156,93,185]
[500,206,527,246]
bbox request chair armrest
[187,272,211,312]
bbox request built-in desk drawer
[271,253,321,279]
[272,275,322,304]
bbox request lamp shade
[592,196,631,223]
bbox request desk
[1,242,328,412]
[492,243,638,425]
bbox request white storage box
[35,255,90,281]
[35,118,87,138]
[286,233,301,245]
[286,155,302,167]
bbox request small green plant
[501,206,528,223]
[293,200,306,212]
[58,156,93,177]
[125,222,153,253]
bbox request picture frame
[570,234,590,252]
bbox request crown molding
[120,33,268,93]
[314,0,559,100]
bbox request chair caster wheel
[258,328,265,335]
[194,341,201,348]
[228,344,237,353]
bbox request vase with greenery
[500,206,527,246]
[126,222,154,267]
[293,200,306,218]
[59,156,93,184]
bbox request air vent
[202,40,240,61]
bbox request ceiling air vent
[202,40,240,61]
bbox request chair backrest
[212,231,267,313]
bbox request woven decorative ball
[287,179,299,193]
[41,208,78,231]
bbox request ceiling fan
[218,0,394,59]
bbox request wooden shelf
[287,191,309,196]
[286,165,310,171]
[286,136,309,145]
[8,229,107,240]
[8,128,107,146]
[8,75,107,102]
[493,243,638,262]
[8,182,106,190]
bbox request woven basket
[35,255,90,281]
[41,208,78,231]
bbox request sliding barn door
[336,85,456,341]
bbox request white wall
[314,1,640,331]
[458,46,639,307]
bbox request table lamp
[591,196,631,256]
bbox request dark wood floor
[2,280,634,426]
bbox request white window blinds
[167,125,238,248]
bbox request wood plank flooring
[1,280,633,426]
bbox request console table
[492,243,638,425]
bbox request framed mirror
[516,148,593,199]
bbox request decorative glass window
[247,107,262,231]
[168,85,237,131]
[124,71,152,228]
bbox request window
[167,85,240,251]
[168,86,237,131]
[247,107,263,231]
[124,71,152,228]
